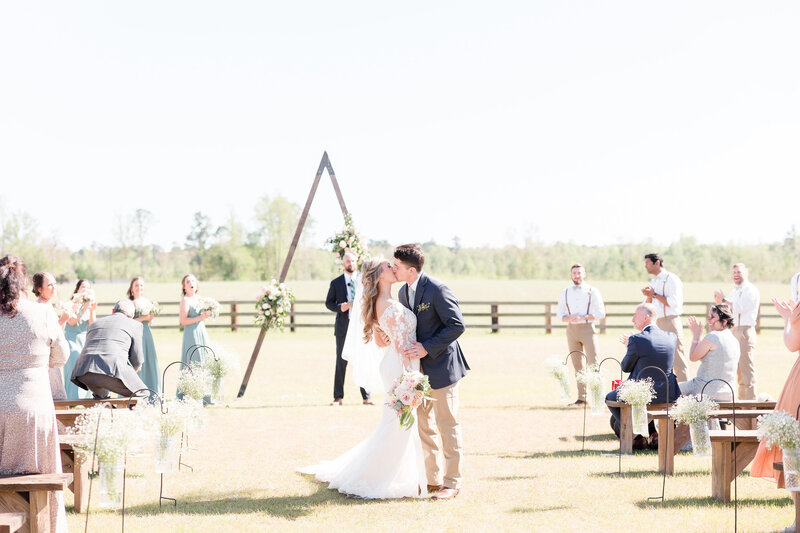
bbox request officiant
[325,252,372,406]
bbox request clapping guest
[0,255,70,532]
[128,277,160,393]
[680,305,739,401]
[62,279,97,399]
[32,271,69,400]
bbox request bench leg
[28,490,49,533]
[74,456,89,513]
[712,441,733,502]
[657,418,674,474]
[619,405,633,455]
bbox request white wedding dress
[298,301,426,498]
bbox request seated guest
[606,303,680,449]
[680,304,739,401]
[71,299,147,398]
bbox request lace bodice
[378,301,417,354]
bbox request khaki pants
[734,325,757,400]
[656,315,688,382]
[566,323,598,401]
[417,381,462,489]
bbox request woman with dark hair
[679,304,740,401]
[32,271,69,399]
[128,276,160,392]
[62,278,96,399]
[0,255,69,532]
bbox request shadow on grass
[510,504,572,513]
[574,433,618,442]
[503,449,608,459]
[590,469,708,479]
[487,475,537,481]
[526,406,577,412]
[636,496,794,509]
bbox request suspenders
[565,286,592,323]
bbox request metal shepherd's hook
[598,357,623,475]
[700,378,737,533]
[160,360,197,472]
[638,365,671,504]
[84,402,116,533]
[565,350,588,452]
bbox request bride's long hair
[360,257,385,343]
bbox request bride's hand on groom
[402,341,427,360]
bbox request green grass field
[61,296,799,532]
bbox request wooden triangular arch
[237,151,349,398]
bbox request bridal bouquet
[387,370,432,430]
[326,213,369,268]
[254,279,295,331]
[134,298,161,318]
[544,356,572,403]
[669,395,718,456]
[616,378,656,436]
[71,289,96,306]
[758,411,800,490]
[199,297,220,320]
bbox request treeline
[1,196,799,283]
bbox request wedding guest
[680,304,740,401]
[714,263,760,400]
[606,303,680,450]
[32,271,69,400]
[557,263,605,406]
[751,298,800,533]
[128,276,160,393]
[0,254,70,532]
[63,279,96,399]
[71,299,146,398]
[325,252,371,405]
[642,253,689,382]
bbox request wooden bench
[648,409,772,474]
[773,462,800,527]
[0,513,25,533]
[0,473,72,533]
[716,400,776,430]
[605,401,672,454]
[58,435,90,513]
[54,410,82,431]
[709,429,759,502]
[54,398,138,410]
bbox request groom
[380,243,469,500]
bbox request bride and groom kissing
[299,244,470,500]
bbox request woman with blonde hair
[299,258,425,498]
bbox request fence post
[600,303,607,334]
[756,304,761,334]
[231,302,239,332]
[491,304,499,333]
[545,303,552,334]
[290,302,296,333]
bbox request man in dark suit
[606,303,680,449]
[325,252,371,406]
[393,243,469,501]
[71,299,147,398]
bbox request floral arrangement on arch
[325,213,369,269]
[254,279,295,331]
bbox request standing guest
[179,273,211,371]
[63,278,97,399]
[128,276,160,393]
[0,255,69,532]
[32,271,70,400]
[325,252,372,405]
[751,298,800,533]
[605,303,680,450]
[71,299,147,398]
[557,263,606,405]
[714,263,760,400]
[641,253,688,382]
[680,305,740,401]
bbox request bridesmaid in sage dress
[32,271,70,400]
[63,279,96,399]
[178,274,212,400]
[128,276,160,393]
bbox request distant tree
[133,208,154,275]
[251,195,306,280]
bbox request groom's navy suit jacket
[400,273,469,390]
[620,324,680,404]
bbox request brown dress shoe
[427,484,443,493]
[432,487,459,500]
[569,399,586,406]
[329,398,342,406]
[362,399,375,405]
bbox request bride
[298,258,426,498]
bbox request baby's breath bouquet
[140,399,203,473]
[201,348,240,404]
[255,279,295,331]
[177,365,212,401]
[576,364,604,415]
[199,297,220,320]
[134,298,160,318]
[757,410,800,490]
[670,395,719,456]
[544,356,572,403]
[326,213,369,269]
[68,405,144,465]
[617,378,656,436]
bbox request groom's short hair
[394,244,424,272]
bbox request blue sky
[1,1,797,250]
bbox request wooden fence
[95,300,783,334]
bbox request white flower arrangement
[669,395,719,425]
[575,364,603,388]
[141,399,204,438]
[71,289,96,306]
[201,348,240,380]
[176,365,212,401]
[134,298,160,318]
[616,378,656,406]
[254,279,295,331]
[543,356,568,381]
[53,300,75,317]
[325,213,369,269]
[67,406,144,464]
[198,297,220,320]
[757,410,800,450]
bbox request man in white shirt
[715,263,760,400]
[641,253,688,382]
[791,271,800,303]
[557,264,606,405]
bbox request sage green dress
[178,300,212,402]
[134,302,161,394]
[63,309,91,399]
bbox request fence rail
[91,300,782,334]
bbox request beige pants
[734,325,757,400]
[656,315,688,382]
[566,323,598,401]
[417,381,462,489]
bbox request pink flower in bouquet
[411,390,425,408]
[405,374,420,388]
[399,390,415,406]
